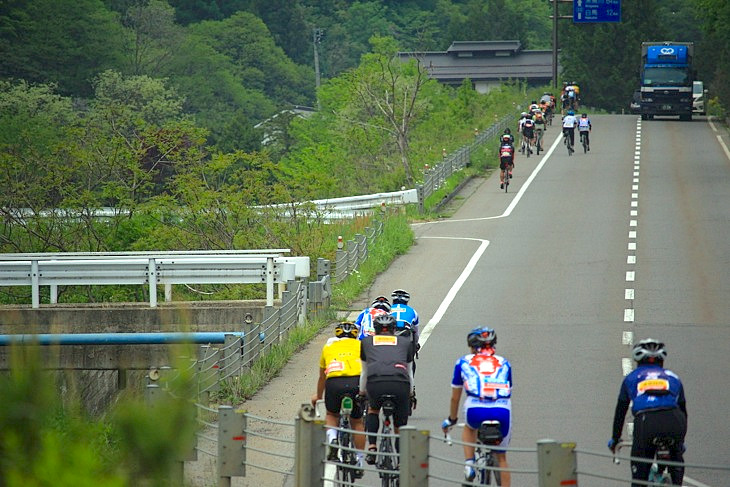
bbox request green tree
[122,0,184,76]
[694,0,730,111]
[0,0,129,96]
[559,0,664,111]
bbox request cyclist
[498,134,515,189]
[521,113,535,155]
[516,112,528,152]
[442,327,512,486]
[578,113,591,151]
[608,339,687,487]
[355,295,390,339]
[390,288,420,378]
[359,313,415,464]
[311,321,366,476]
[533,110,547,152]
[562,109,578,149]
[501,127,515,145]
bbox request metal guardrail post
[416,184,424,213]
[147,258,158,308]
[218,405,246,486]
[294,403,325,487]
[221,334,242,378]
[31,260,39,308]
[398,426,429,487]
[334,249,346,283]
[537,439,578,487]
[346,239,356,274]
[265,257,274,306]
[356,233,366,265]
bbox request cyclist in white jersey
[562,110,578,148]
[578,113,592,151]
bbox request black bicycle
[613,438,677,485]
[468,420,503,486]
[580,131,589,153]
[563,129,574,156]
[331,395,361,485]
[376,395,399,487]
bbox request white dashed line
[625,289,634,300]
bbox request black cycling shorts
[499,157,513,170]
[325,376,363,418]
[366,380,410,427]
[522,128,534,138]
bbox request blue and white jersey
[562,115,578,128]
[390,303,419,337]
[354,307,387,340]
[578,117,591,131]
[451,351,512,400]
[619,365,685,415]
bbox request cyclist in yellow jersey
[311,321,366,473]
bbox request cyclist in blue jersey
[354,295,390,339]
[442,327,512,486]
[608,339,687,487]
[390,289,420,343]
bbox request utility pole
[313,28,324,90]
[550,0,574,88]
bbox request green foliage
[0,0,129,96]
[0,345,198,486]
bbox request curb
[431,174,476,214]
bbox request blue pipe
[0,332,245,346]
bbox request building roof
[398,40,555,85]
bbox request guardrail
[0,251,311,308]
[333,219,385,284]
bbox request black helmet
[373,314,397,334]
[371,295,391,312]
[467,327,497,349]
[632,338,667,363]
[581,113,588,118]
[334,321,360,339]
[503,127,511,134]
[391,289,410,304]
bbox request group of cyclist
[311,289,419,478]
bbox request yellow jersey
[319,336,362,379]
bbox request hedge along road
[222,115,730,487]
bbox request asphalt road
[360,114,730,486]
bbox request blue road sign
[573,0,621,23]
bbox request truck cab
[640,42,694,121]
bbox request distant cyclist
[498,133,515,189]
[562,110,578,148]
[521,114,535,155]
[501,127,515,145]
[360,314,415,464]
[578,113,592,151]
[311,321,366,476]
[533,110,547,151]
[608,339,687,487]
[354,295,390,339]
[442,327,513,486]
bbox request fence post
[145,384,185,485]
[294,403,325,487]
[416,184,424,213]
[221,334,242,379]
[536,439,578,487]
[398,426,429,487]
[147,258,158,308]
[355,233,366,265]
[218,405,246,486]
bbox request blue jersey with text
[390,303,419,333]
[619,365,685,415]
[451,351,512,400]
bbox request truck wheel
[641,114,648,120]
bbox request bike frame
[377,396,399,487]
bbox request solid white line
[716,135,730,162]
[708,117,718,132]
[411,133,564,226]
[417,237,490,348]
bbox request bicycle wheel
[504,170,509,193]
[378,435,397,486]
[486,453,501,486]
